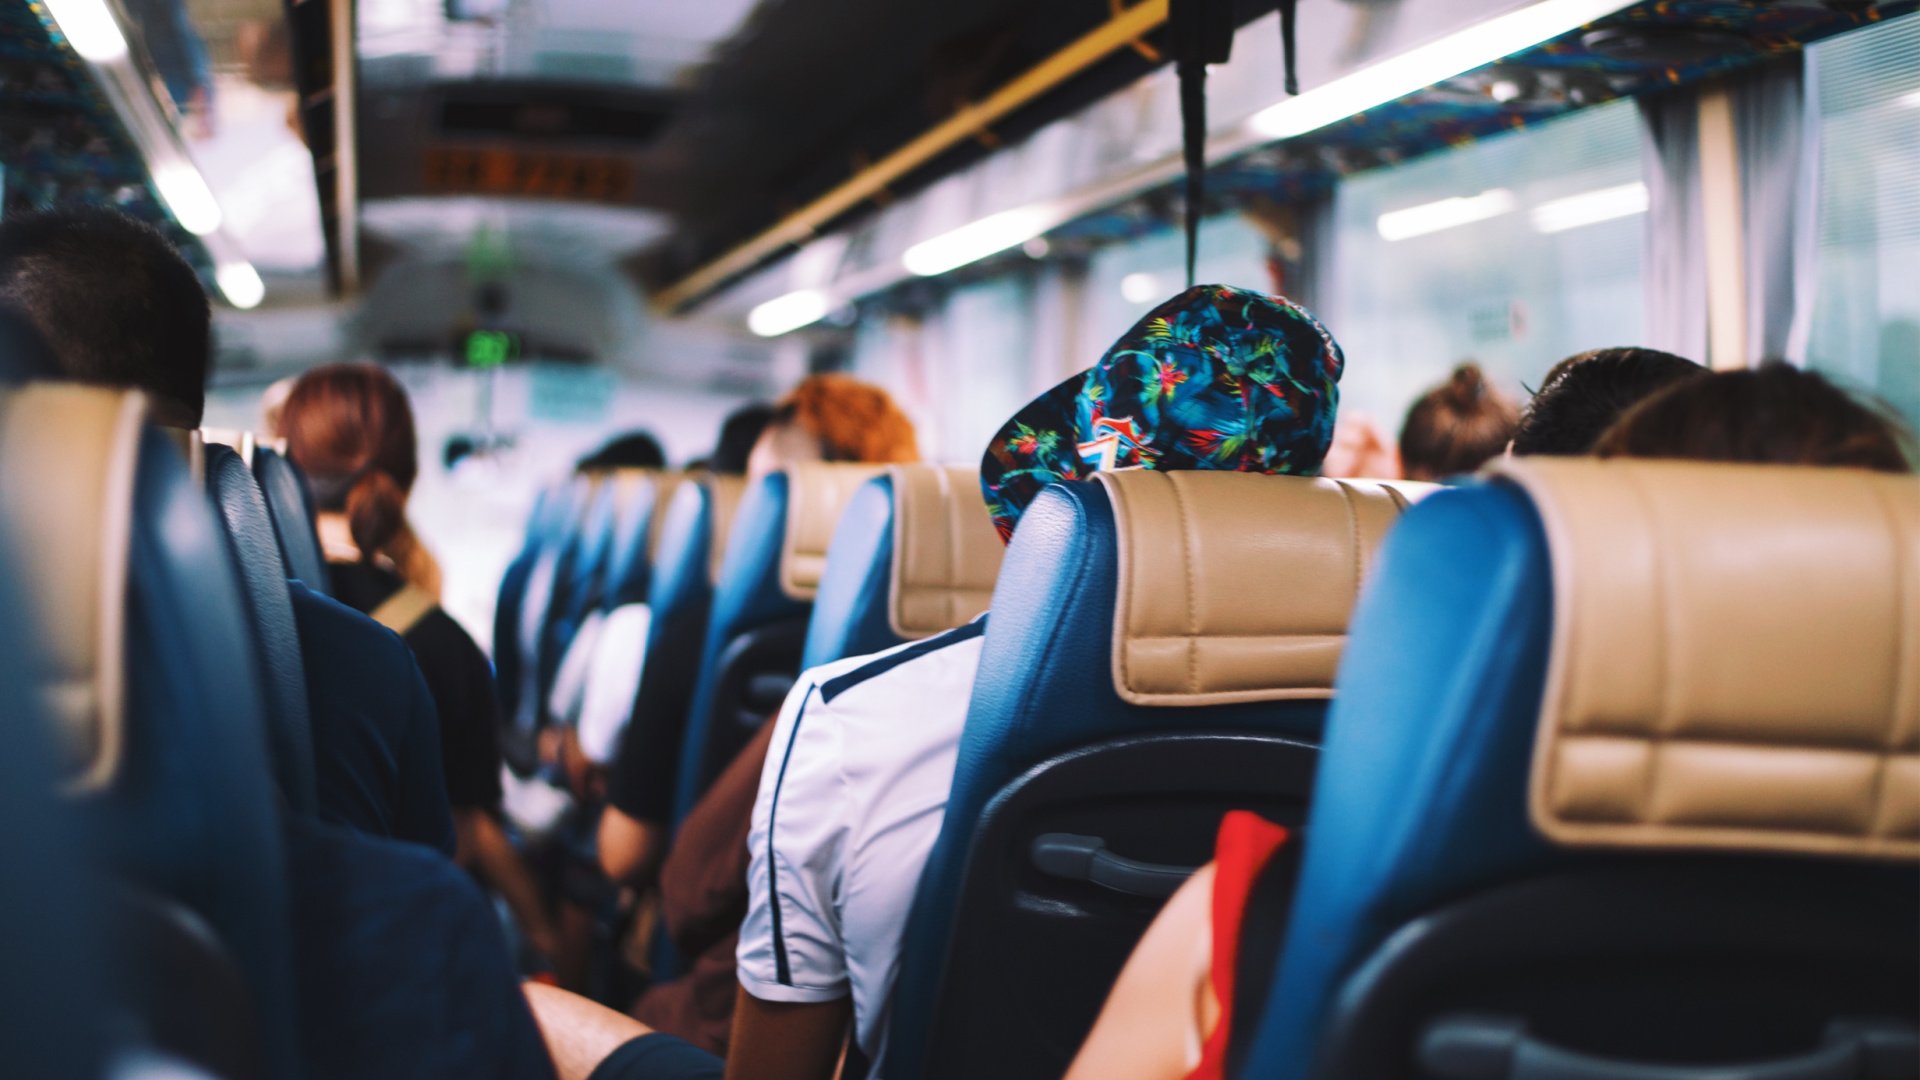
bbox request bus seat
[669,463,882,823]
[203,440,318,815]
[884,470,1430,1080]
[603,470,681,610]
[605,473,747,821]
[801,463,1004,670]
[501,474,596,766]
[251,445,329,595]
[548,470,674,734]
[0,549,113,1079]
[572,472,685,764]
[492,479,571,757]
[1243,459,1920,1080]
[0,385,300,1078]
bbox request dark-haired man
[1511,346,1704,456]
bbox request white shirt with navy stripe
[738,618,987,1073]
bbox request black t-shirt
[329,563,505,812]
[291,581,457,853]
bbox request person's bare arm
[458,808,558,960]
[524,983,653,1080]
[598,804,668,889]
[1063,862,1218,1080]
[724,987,850,1080]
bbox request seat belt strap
[369,584,437,638]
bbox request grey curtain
[1734,53,1820,364]
[1637,89,1710,363]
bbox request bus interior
[0,0,1916,1077]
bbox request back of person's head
[0,207,211,427]
[280,363,421,559]
[1512,346,1704,456]
[981,284,1343,542]
[750,374,919,477]
[1594,362,1914,473]
[711,402,776,475]
[1398,362,1519,481]
[577,431,666,471]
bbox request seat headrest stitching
[942,469,963,628]
[1331,479,1363,609]
[1168,474,1201,695]
[82,392,140,793]
[1868,478,1915,832]
[1624,464,1678,825]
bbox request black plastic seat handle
[1029,833,1200,899]
[1419,1014,1920,1080]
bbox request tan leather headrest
[779,463,887,601]
[1104,470,1435,706]
[705,473,747,586]
[1498,458,1920,862]
[888,464,1003,637]
[0,385,142,791]
[648,473,686,563]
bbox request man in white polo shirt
[730,285,1346,1079]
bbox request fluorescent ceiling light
[151,161,224,235]
[902,207,1050,277]
[1899,88,1920,109]
[1120,272,1161,304]
[43,0,129,62]
[1377,188,1516,241]
[748,289,829,337]
[1530,181,1648,233]
[1248,0,1628,141]
[216,261,266,310]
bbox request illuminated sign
[464,329,516,369]
[423,146,638,202]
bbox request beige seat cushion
[1498,458,1920,862]
[888,464,1004,638]
[1103,470,1435,706]
[778,463,886,601]
[705,473,747,586]
[0,384,142,791]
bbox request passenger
[598,373,919,894]
[0,206,554,1078]
[525,985,721,1080]
[282,362,558,959]
[1593,362,1915,472]
[597,375,918,1055]
[727,286,1341,1079]
[710,402,777,474]
[745,372,920,478]
[1510,346,1704,456]
[0,208,455,847]
[1063,362,1898,1080]
[1397,361,1519,480]
[579,431,669,471]
[1318,413,1398,479]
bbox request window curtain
[1734,54,1820,364]
[1637,88,1710,363]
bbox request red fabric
[1187,811,1291,1080]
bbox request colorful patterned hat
[980,284,1343,541]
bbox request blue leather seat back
[670,464,881,822]
[802,473,900,669]
[886,471,1427,1079]
[602,472,676,610]
[503,475,595,740]
[1240,480,1555,1080]
[252,445,329,594]
[204,441,317,814]
[804,464,1004,671]
[1244,460,1920,1079]
[0,388,300,1077]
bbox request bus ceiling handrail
[651,0,1171,314]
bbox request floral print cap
[980,284,1343,542]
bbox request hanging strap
[1179,59,1208,288]
[1278,0,1299,96]
[368,584,438,638]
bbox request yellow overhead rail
[653,0,1171,313]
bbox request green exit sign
[465,329,515,368]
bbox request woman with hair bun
[283,362,558,961]
[1397,361,1521,481]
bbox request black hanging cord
[1178,60,1207,288]
[1279,0,1300,96]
